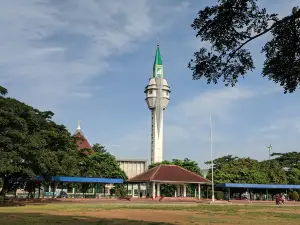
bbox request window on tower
[149,90,152,94]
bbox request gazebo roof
[127,164,211,184]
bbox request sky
[1,0,300,168]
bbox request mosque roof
[73,121,93,153]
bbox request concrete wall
[117,159,148,179]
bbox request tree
[271,152,300,184]
[259,160,287,184]
[271,152,300,169]
[206,155,287,184]
[77,148,127,196]
[149,160,172,169]
[0,86,7,96]
[0,90,79,197]
[78,150,127,179]
[188,0,300,93]
[292,191,299,201]
[287,168,300,184]
[208,157,268,184]
[205,155,238,171]
[149,158,203,197]
[92,143,107,153]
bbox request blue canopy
[36,176,123,184]
[216,183,300,189]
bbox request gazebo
[127,164,211,199]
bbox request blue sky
[1,0,300,168]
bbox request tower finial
[77,120,81,130]
[157,33,160,47]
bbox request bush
[109,188,115,196]
[215,191,224,200]
[292,191,299,201]
[115,186,127,197]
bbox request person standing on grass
[275,194,281,205]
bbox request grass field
[0,202,300,225]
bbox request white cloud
[169,87,254,124]
[116,84,286,166]
[0,0,154,109]
[117,86,255,153]
[259,117,300,134]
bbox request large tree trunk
[0,176,8,197]
[0,188,6,197]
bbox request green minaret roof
[153,42,164,78]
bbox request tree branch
[225,24,276,63]
[224,10,300,65]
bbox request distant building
[117,159,148,197]
[117,159,148,179]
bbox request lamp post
[266,144,272,160]
[210,114,215,202]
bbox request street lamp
[210,114,215,202]
[266,144,272,160]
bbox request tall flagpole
[210,114,215,202]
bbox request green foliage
[78,150,127,180]
[0,87,126,199]
[0,86,7,96]
[287,168,300,184]
[149,160,172,169]
[271,152,300,169]
[271,152,300,184]
[259,160,287,184]
[206,155,287,184]
[0,93,79,196]
[77,148,127,198]
[189,0,300,93]
[208,157,268,184]
[292,191,299,201]
[205,155,238,171]
[92,143,107,153]
[149,158,203,197]
[215,191,224,200]
[115,185,127,197]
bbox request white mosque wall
[117,159,148,179]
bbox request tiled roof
[74,130,93,153]
[127,165,211,184]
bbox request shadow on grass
[0,212,175,225]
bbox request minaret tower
[145,42,171,164]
